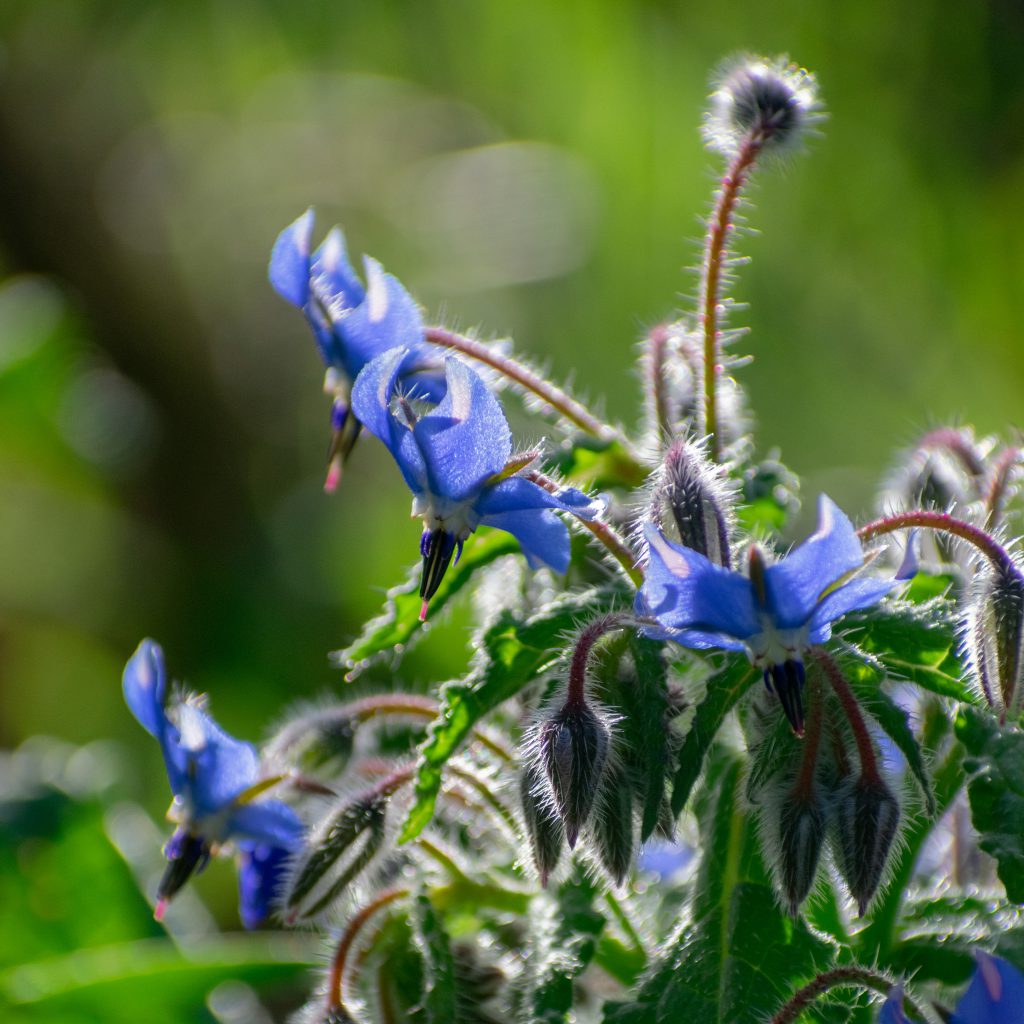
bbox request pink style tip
[154,898,168,922]
[323,460,342,494]
[419,601,429,622]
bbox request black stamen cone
[766,660,806,735]
[157,832,210,903]
[419,529,458,603]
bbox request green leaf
[549,438,649,490]
[399,587,620,842]
[842,599,972,703]
[414,893,459,1023]
[604,756,838,1023]
[523,874,605,1024]
[670,659,759,815]
[957,706,1024,903]
[622,635,671,840]
[334,531,519,679]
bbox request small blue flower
[351,346,602,618]
[123,640,304,919]
[638,495,896,734]
[237,842,292,930]
[269,208,444,490]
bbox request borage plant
[124,56,1024,1023]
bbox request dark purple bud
[536,702,611,848]
[834,774,901,916]
[650,438,732,566]
[285,794,387,921]
[519,761,564,887]
[419,528,461,620]
[763,659,806,736]
[593,760,635,885]
[777,793,826,916]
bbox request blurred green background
[0,0,1022,1019]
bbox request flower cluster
[115,54,1024,1024]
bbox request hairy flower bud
[650,438,732,567]
[593,759,635,886]
[704,56,821,159]
[834,774,900,916]
[535,701,611,848]
[970,563,1024,717]
[776,792,826,916]
[520,761,564,886]
[285,794,387,921]
[265,708,356,774]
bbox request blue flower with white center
[637,494,898,734]
[269,208,445,491]
[351,346,602,619]
[123,639,304,920]
[877,953,1024,1023]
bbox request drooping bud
[592,759,635,886]
[519,761,564,887]
[776,793,826,916]
[265,708,356,774]
[284,793,387,921]
[535,701,611,848]
[650,438,732,566]
[833,774,901,916]
[704,56,822,159]
[763,660,807,737]
[969,562,1024,717]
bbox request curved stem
[567,613,631,707]
[525,468,644,586]
[813,650,880,784]
[916,427,986,480]
[858,509,1017,577]
[793,672,824,798]
[770,966,928,1024]
[986,446,1023,527]
[424,326,629,449]
[646,323,675,438]
[700,136,762,461]
[326,887,409,1016]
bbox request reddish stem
[916,427,986,480]
[701,135,762,461]
[646,323,674,438]
[793,673,824,798]
[986,446,1023,527]
[813,650,880,784]
[770,966,926,1024]
[567,614,630,708]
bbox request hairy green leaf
[335,531,518,678]
[399,587,620,842]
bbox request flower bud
[776,792,826,916]
[265,707,356,774]
[284,794,386,921]
[704,56,821,159]
[970,563,1024,716]
[519,761,564,886]
[592,760,635,886]
[833,774,900,916]
[650,438,732,567]
[536,701,611,848]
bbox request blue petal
[350,346,430,493]
[336,257,427,380]
[237,842,292,930]
[412,357,511,502]
[123,640,187,795]
[877,986,911,1024]
[227,800,305,848]
[765,495,866,629]
[640,524,759,641]
[635,592,748,651]
[480,508,571,571]
[175,703,260,817]
[269,209,314,307]
[311,228,365,311]
[475,476,600,519]
[807,576,896,641]
[952,952,1024,1024]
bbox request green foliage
[414,893,460,1023]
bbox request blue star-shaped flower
[637,494,897,734]
[123,640,304,923]
[351,346,602,618]
[878,953,1024,1023]
[269,208,444,490]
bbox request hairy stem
[700,136,761,461]
[646,323,675,438]
[986,445,1023,528]
[525,468,644,586]
[770,966,928,1024]
[813,650,880,784]
[916,427,986,480]
[567,613,631,708]
[794,672,824,798]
